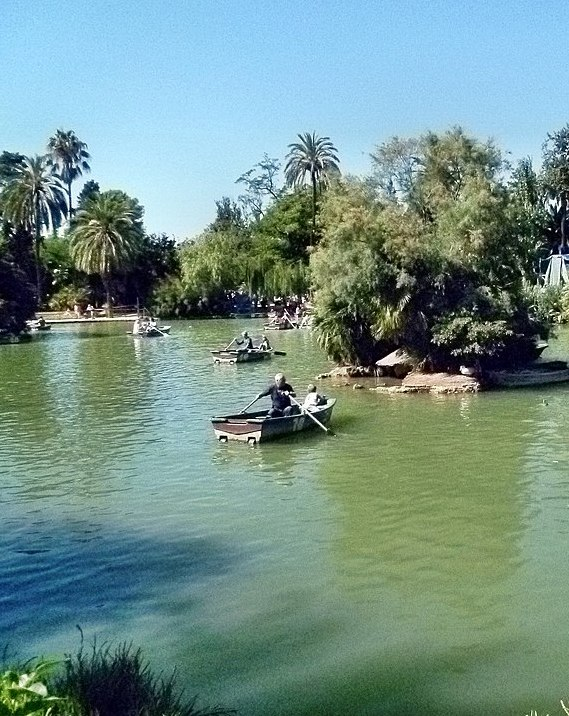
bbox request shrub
[56,640,234,716]
[0,659,74,715]
[47,285,89,312]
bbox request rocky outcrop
[370,370,482,394]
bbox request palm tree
[47,129,91,217]
[70,192,142,315]
[284,132,340,239]
[1,155,66,305]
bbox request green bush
[0,659,74,715]
[47,285,89,312]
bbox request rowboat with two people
[211,331,285,364]
[212,374,335,444]
[128,317,171,337]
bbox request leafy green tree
[284,132,340,238]
[124,232,180,307]
[507,157,549,276]
[77,179,100,209]
[69,190,143,315]
[0,151,25,186]
[0,251,36,336]
[370,136,424,210]
[179,230,245,311]
[312,130,545,369]
[1,154,66,305]
[541,125,569,250]
[47,128,91,216]
[236,154,282,220]
[208,196,246,233]
[244,190,313,297]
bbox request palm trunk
[67,181,73,219]
[103,277,112,317]
[562,193,567,248]
[311,175,317,246]
[34,207,42,308]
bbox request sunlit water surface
[2,319,569,715]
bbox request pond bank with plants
[1,640,234,716]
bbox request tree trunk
[67,181,73,218]
[103,276,113,317]
[311,175,317,245]
[562,193,567,248]
[34,207,42,309]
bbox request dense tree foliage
[311,128,548,369]
[0,251,36,336]
[3,122,569,368]
[1,155,67,305]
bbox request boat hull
[212,399,336,444]
[129,326,171,336]
[211,349,272,364]
[486,366,569,388]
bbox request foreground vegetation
[0,641,233,715]
[2,124,569,368]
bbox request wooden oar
[283,310,297,329]
[290,395,332,434]
[154,326,168,337]
[239,396,260,414]
[224,338,237,350]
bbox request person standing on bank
[257,373,298,418]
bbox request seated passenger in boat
[302,384,326,411]
[235,330,254,350]
[258,334,271,351]
[257,373,299,418]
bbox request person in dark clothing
[257,373,299,418]
[235,330,254,350]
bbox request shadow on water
[0,521,239,655]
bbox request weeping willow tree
[244,255,309,297]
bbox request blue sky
[2,0,568,239]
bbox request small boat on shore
[485,360,569,388]
[212,398,336,444]
[211,348,274,364]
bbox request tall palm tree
[70,192,142,315]
[47,129,91,217]
[284,132,340,238]
[1,155,66,305]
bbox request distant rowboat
[26,319,51,331]
[127,324,171,337]
[211,348,273,364]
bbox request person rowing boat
[255,373,300,418]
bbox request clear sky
[2,0,568,239]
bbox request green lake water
[2,319,569,715]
